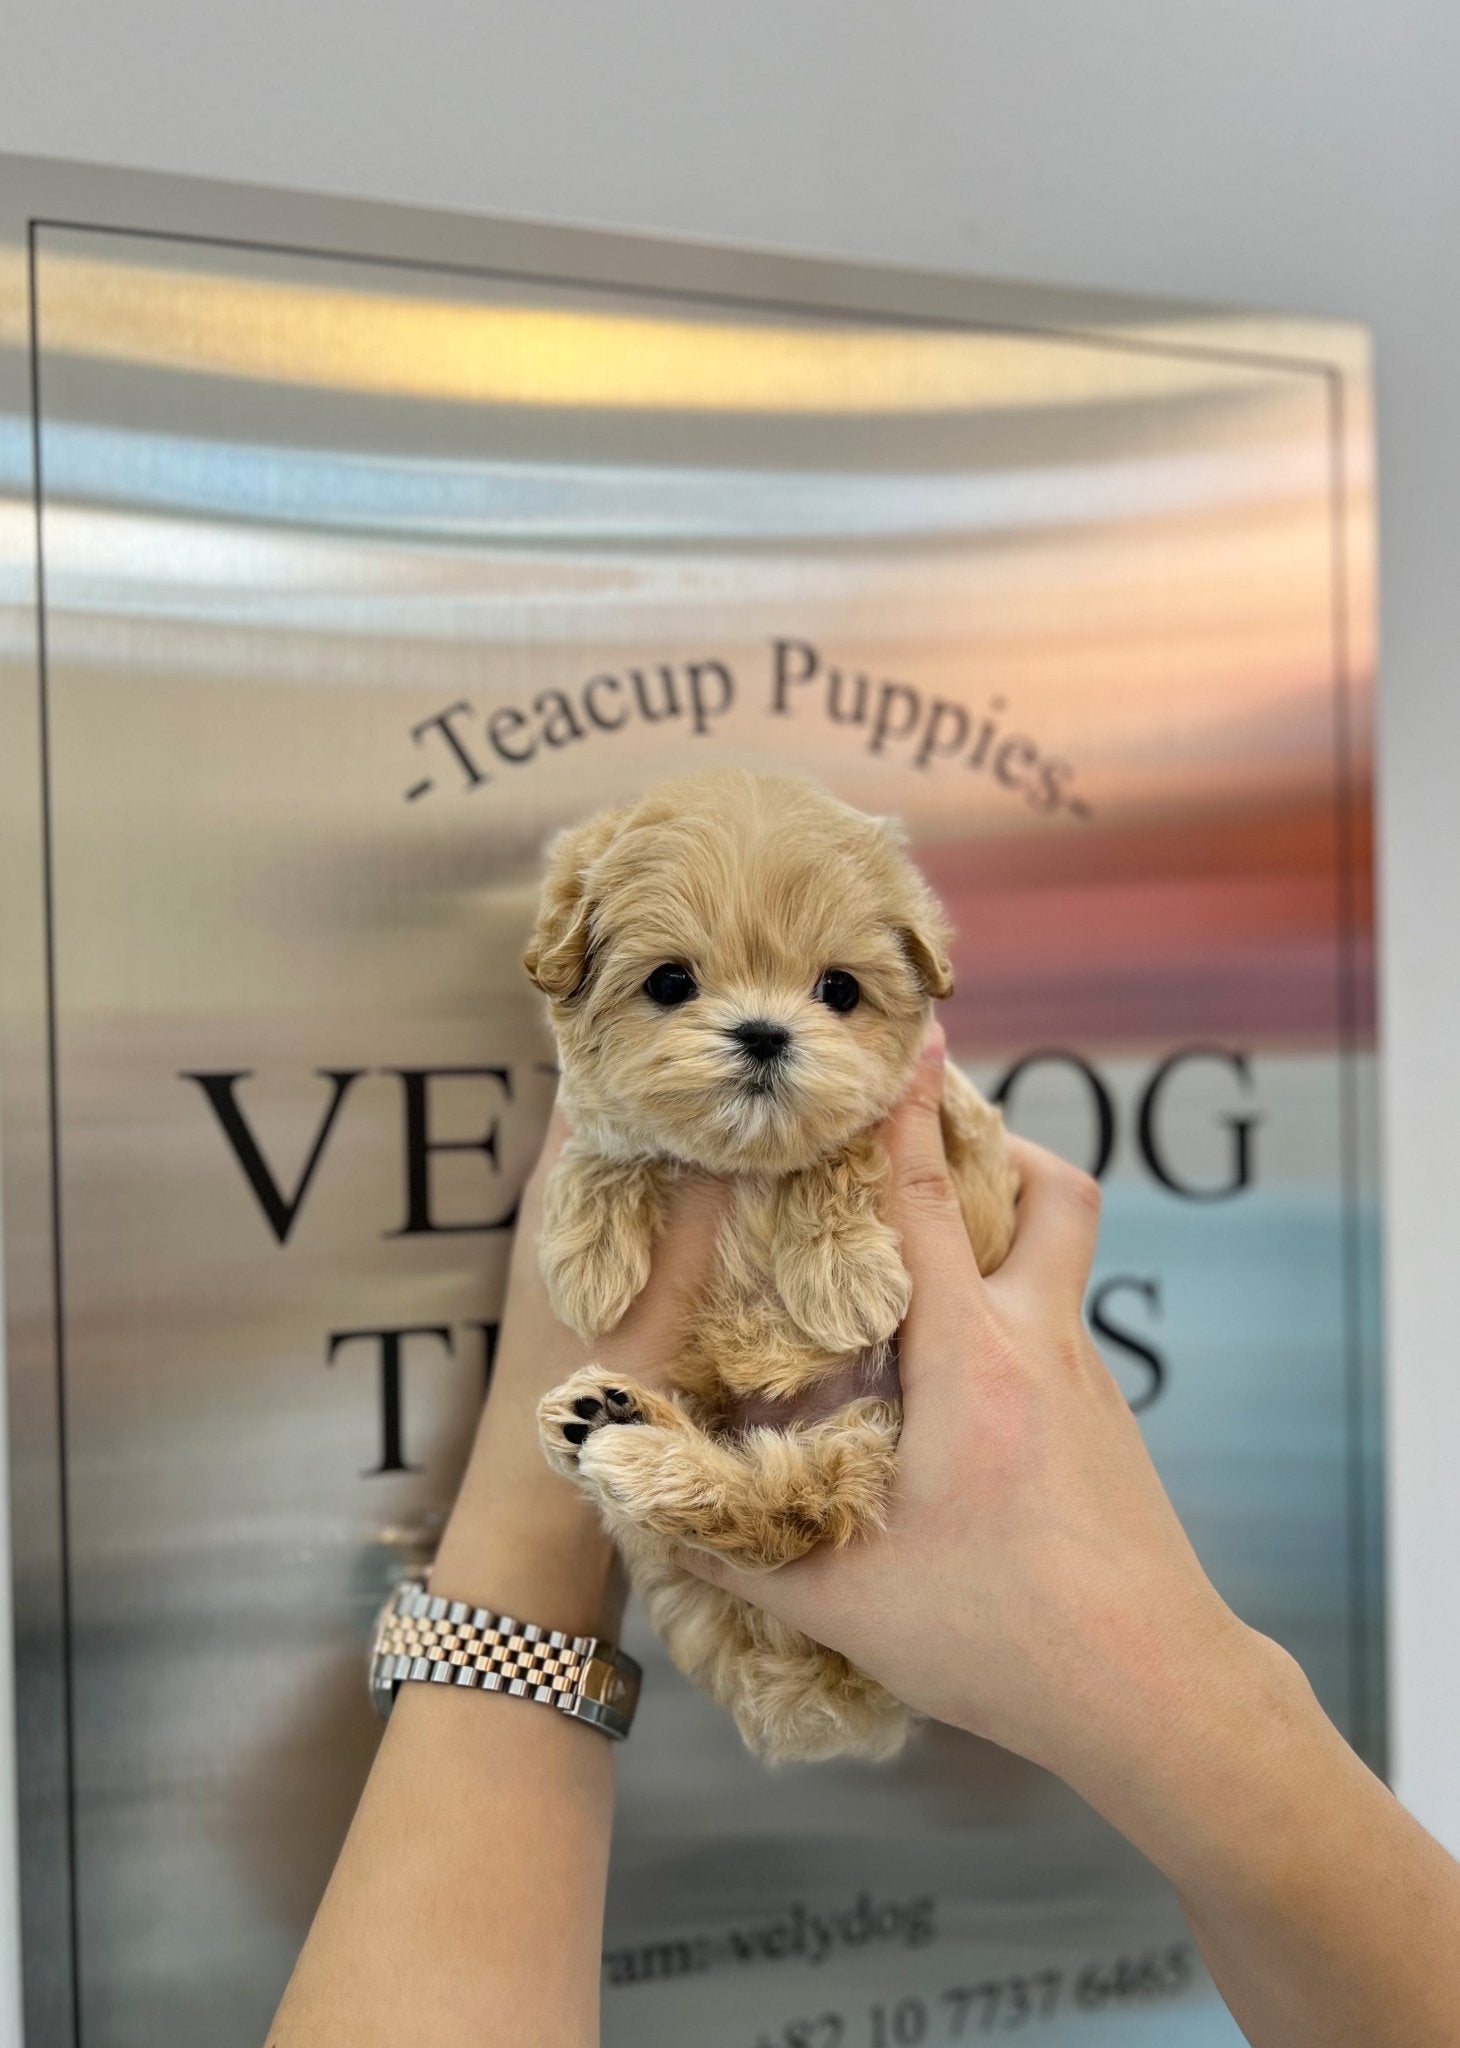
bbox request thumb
[882,1022,986,1358]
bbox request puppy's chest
[675,1177,900,1428]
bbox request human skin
[265,1113,724,2048]
[269,1025,1460,2048]
[677,1025,1460,2048]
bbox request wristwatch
[367,1575,641,1741]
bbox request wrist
[1067,1616,1331,1888]
[430,1457,623,1641]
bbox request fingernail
[921,1020,946,1065]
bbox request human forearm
[269,1109,725,2046]
[268,1103,624,2048]
[1075,1623,1460,2048]
[271,1683,613,2048]
[269,1432,619,2048]
[431,1403,624,1639]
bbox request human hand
[676,1025,1279,1835]
[431,1104,726,1635]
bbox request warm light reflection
[13,251,1268,414]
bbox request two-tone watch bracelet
[368,1575,641,1740]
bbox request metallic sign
[0,156,1379,2048]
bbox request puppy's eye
[644,962,698,1008]
[815,970,860,1015]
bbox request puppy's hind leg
[552,1394,901,1572]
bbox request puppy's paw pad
[539,1375,645,1466]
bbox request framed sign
[0,155,1379,2048]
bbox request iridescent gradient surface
[0,221,1376,2048]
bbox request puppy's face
[525,772,952,1174]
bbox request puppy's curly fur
[529,769,1017,1763]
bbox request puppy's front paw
[540,1238,647,1343]
[777,1230,912,1354]
[538,1369,647,1477]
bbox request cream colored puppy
[529,768,1017,1762]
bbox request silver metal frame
[0,150,1381,2047]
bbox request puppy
[529,769,1018,1763]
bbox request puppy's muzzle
[729,1018,791,1067]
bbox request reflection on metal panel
[0,160,1377,2048]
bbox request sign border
[0,151,1381,2047]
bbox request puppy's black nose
[731,1018,791,1065]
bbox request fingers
[994,1133,1102,1314]
[881,1022,985,1354]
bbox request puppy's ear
[873,814,955,1000]
[523,806,626,999]
[899,918,954,1000]
[896,874,955,1000]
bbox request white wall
[3,0,1458,1987]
